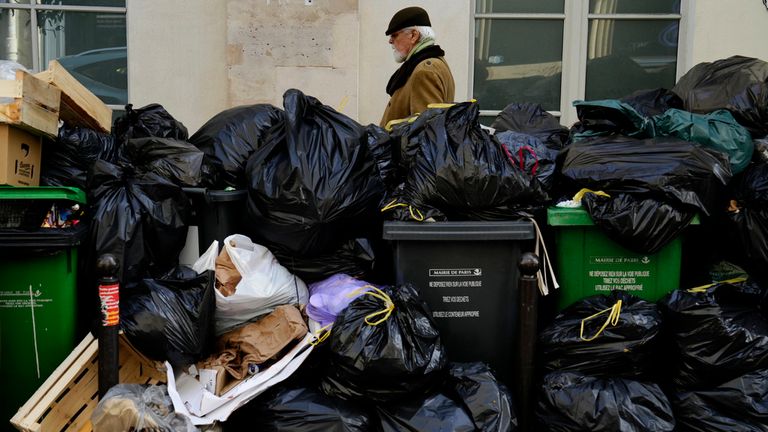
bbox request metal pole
[517,252,540,432]
[96,254,120,398]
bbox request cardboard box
[0,124,42,186]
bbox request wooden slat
[35,60,112,133]
[11,333,167,432]
[0,71,60,137]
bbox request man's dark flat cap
[385,6,431,36]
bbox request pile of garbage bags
[537,281,768,432]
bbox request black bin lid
[383,220,534,241]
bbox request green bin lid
[0,186,86,204]
[547,206,700,226]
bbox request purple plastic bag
[307,274,373,327]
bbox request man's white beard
[393,47,407,63]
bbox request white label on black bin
[429,268,482,277]
[433,310,480,318]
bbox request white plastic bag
[192,240,218,273]
[215,234,308,334]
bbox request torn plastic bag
[320,284,446,402]
[448,362,518,432]
[536,371,675,432]
[539,291,663,379]
[582,192,696,254]
[230,385,373,432]
[120,137,215,187]
[275,238,376,284]
[245,89,386,257]
[92,384,198,432]
[391,102,548,221]
[121,267,215,368]
[113,103,189,144]
[496,130,559,192]
[558,135,732,215]
[570,99,655,141]
[652,109,754,174]
[660,279,768,389]
[490,102,569,149]
[619,88,684,118]
[672,368,768,432]
[41,124,117,189]
[189,104,285,188]
[89,159,192,286]
[307,274,373,328]
[672,55,768,138]
[215,234,308,335]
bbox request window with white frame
[0,0,127,108]
[472,0,686,126]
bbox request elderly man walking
[380,6,455,128]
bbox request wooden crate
[35,60,112,133]
[11,333,166,432]
[0,70,61,137]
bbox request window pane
[589,0,680,14]
[585,19,678,100]
[474,19,563,111]
[476,0,564,14]
[37,10,127,104]
[0,9,33,69]
[36,0,125,6]
[2,1,31,4]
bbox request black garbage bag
[245,89,386,257]
[754,139,768,164]
[385,106,446,179]
[582,192,696,254]
[539,291,663,379]
[114,103,189,144]
[236,385,372,432]
[496,130,559,192]
[375,362,518,432]
[727,163,768,271]
[364,124,398,190]
[121,267,215,368]
[536,371,675,432]
[660,279,768,389]
[41,124,117,189]
[320,283,446,402]
[558,135,732,215]
[89,159,191,286]
[189,104,285,188]
[490,102,569,149]
[391,102,547,221]
[619,88,684,117]
[672,368,768,432]
[672,55,768,138]
[376,362,518,432]
[570,99,655,142]
[275,238,376,284]
[119,137,217,188]
[448,362,518,432]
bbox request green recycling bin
[0,186,86,429]
[547,206,695,310]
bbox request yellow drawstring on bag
[572,188,611,203]
[687,277,748,293]
[348,286,395,326]
[580,299,622,342]
[381,199,425,221]
[310,324,332,346]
